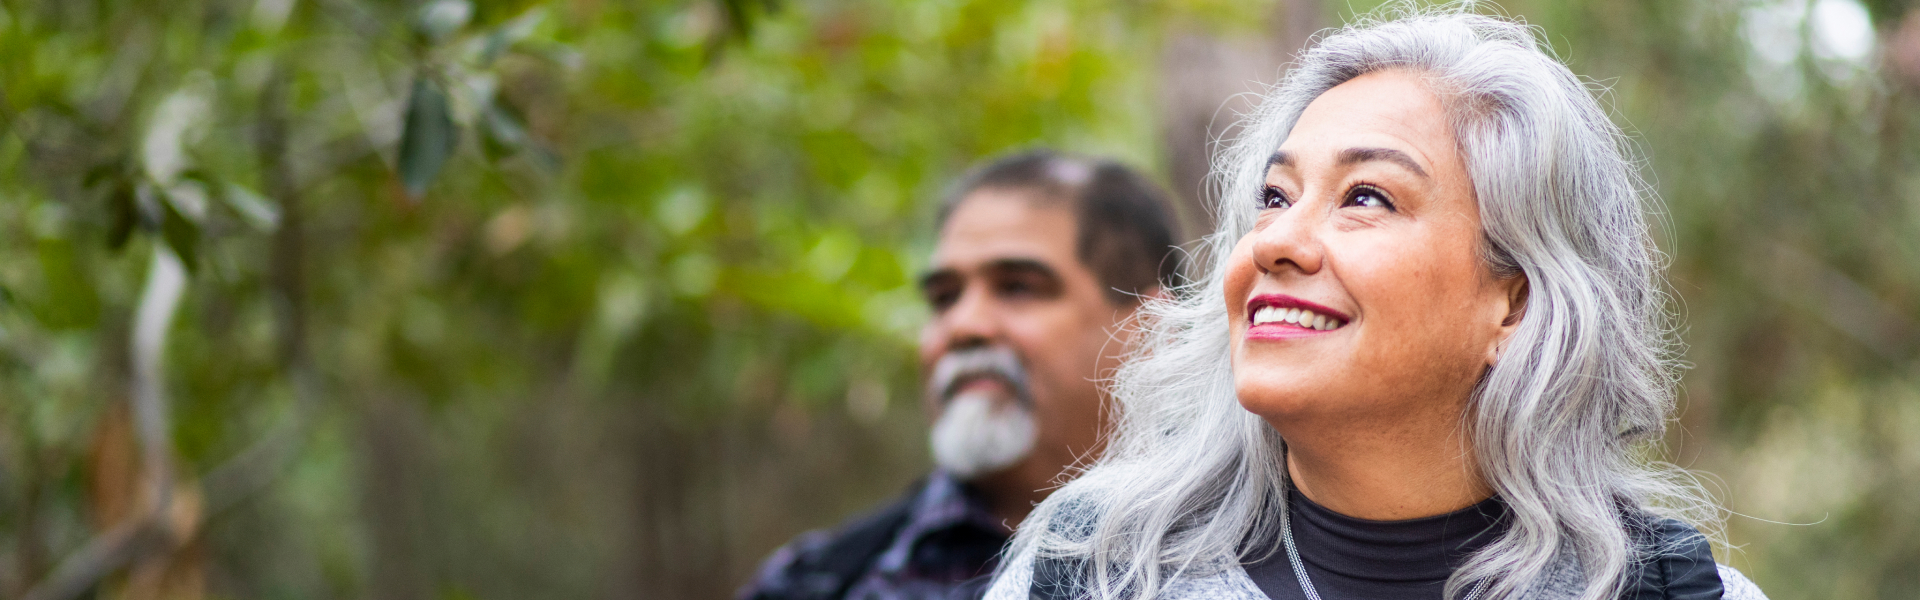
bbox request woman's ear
[1487,275,1529,366]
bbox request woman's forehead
[1275,71,1457,175]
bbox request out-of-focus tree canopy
[0,0,1915,599]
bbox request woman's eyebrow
[1337,147,1429,178]
[1267,148,1427,179]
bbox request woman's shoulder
[1621,516,1721,599]
[1599,515,1770,600]
[1717,565,1769,600]
[982,545,1266,600]
[987,512,1768,600]
[981,546,1032,600]
[1636,516,1771,600]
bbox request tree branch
[22,246,189,600]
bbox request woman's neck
[1277,412,1492,521]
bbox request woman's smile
[1245,294,1350,339]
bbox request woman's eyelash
[1257,184,1394,210]
[1345,183,1396,210]
[1258,186,1290,209]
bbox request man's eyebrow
[985,258,1060,278]
[917,268,959,290]
[918,258,1060,288]
[1337,147,1429,178]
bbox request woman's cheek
[1336,238,1427,310]
[1221,245,1255,321]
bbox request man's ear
[1488,275,1529,366]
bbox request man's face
[917,189,1136,486]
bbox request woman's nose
[1249,208,1325,276]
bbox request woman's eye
[1344,185,1395,210]
[1258,186,1292,210]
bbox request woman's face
[1226,70,1525,429]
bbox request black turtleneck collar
[1245,481,1511,600]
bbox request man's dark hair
[937,149,1182,306]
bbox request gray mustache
[926,346,1033,407]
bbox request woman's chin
[1234,381,1338,421]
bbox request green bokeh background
[1,0,1917,598]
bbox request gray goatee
[925,346,1038,479]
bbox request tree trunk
[1159,0,1327,239]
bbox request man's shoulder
[736,480,927,600]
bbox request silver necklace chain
[1279,508,1490,600]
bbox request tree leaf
[160,198,200,273]
[480,101,527,159]
[106,180,137,251]
[220,182,281,232]
[398,75,458,200]
[478,6,548,67]
[161,180,211,224]
[414,0,473,43]
[134,182,166,232]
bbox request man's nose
[1249,206,1325,276]
[939,284,1002,350]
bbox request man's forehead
[930,190,1079,270]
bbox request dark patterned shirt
[738,471,1011,600]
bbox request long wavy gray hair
[1005,4,1717,600]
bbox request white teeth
[1251,306,1345,330]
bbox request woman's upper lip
[1245,294,1351,323]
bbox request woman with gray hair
[984,4,1767,600]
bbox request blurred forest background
[1,0,1917,598]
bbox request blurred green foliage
[0,0,1247,597]
[0,0,1916,599]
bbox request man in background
[738,149,1182,600]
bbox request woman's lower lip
[1245,323,1336,340]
